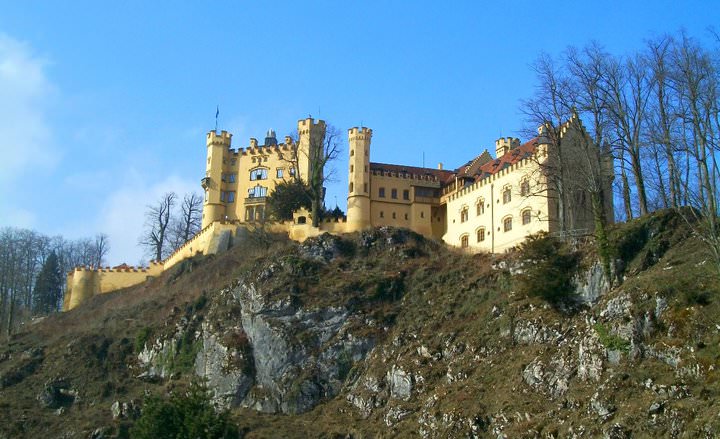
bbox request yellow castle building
[63,115,612,311]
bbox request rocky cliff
[0,210,718,438]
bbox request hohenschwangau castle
[63,115,613,310]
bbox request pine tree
[32,251,63,314]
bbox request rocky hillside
[1,210,719,438]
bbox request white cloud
[0,33,57,182]
[97,171,198,265]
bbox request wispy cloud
[97,170,198,265]
[0,33,57,178]
[0,33,57,224]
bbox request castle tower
[296,118,327,185]
[201,130,232,228]
[346,126,372,232]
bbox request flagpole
[215,105,219,132]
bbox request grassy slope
[0,211,718,438]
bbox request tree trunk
[621,166,633,220]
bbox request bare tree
[139,192,177,262]
[168,193,203,251]
[602,52,653,216]
[284,124,343,227]
[521,52,578,233]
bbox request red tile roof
[474,138,538,181]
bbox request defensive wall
[63,214,349,311]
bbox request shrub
[515,233,581,306]
[134,327,152,353]
[131,382,240,439]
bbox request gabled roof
[473,138,538,182]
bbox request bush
[266,180,312,221]
[134,327,152,353]
[515,233,581,306]
[131,382,240,439]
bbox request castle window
[276,168,284,178]
[522,209,532,225]
[460,206,469,223]
[392,212,396,219]
[204,190,208,203]
[226,192,235,203]
[350,149,355,156]
[364,183,368,193]
[404,213,408,220]
[477,228,486,242]
[503,216,513,232]
[245,207,254,221]
[403,190,410,200]
[349,182,354,192]
[250,168,268,181]
[230,158,237,166]
[379,187,386,198]
[476,200,485,215]
[421,211,424,218]
[460,234,469,248]
[380,211,384,218]
[391,189,397,199]
[263,157,268,162]
[350,164,354,173]
[502,188,512,204]
[521,179,530,197]
[248,185,267,198]
[289,167,296,177]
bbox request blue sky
[0,1,717,264]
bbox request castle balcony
[201,177,211,189]
[244,196,267,205]
[413,195,440,205]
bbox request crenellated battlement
[348,126,372,141]
[297,117,326,135]
[207,130,233,146]
[70,261,162,275]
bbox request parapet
[207,130,233,147]
[297,117,326,134]
[495,137,520,157]
[348,126,373,141]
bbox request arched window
[476,199,485,215]
[503,216,513,232]
[460,234,469,248]
[460,206,469,223]
[350,149,355,156]
[250,167,268,181]
[502,186,512,204]
[520,179,530,197]
[522,209,532,225]
[476,228,486,242]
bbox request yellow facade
[64,113,613,311]
[201,118,326,228]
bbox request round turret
[346,126,372,232]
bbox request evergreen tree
[32,251,63,314]
[266,180,312,221]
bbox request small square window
[276,168,284,178]
[403,190,410,200]
[379,187,386,198]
